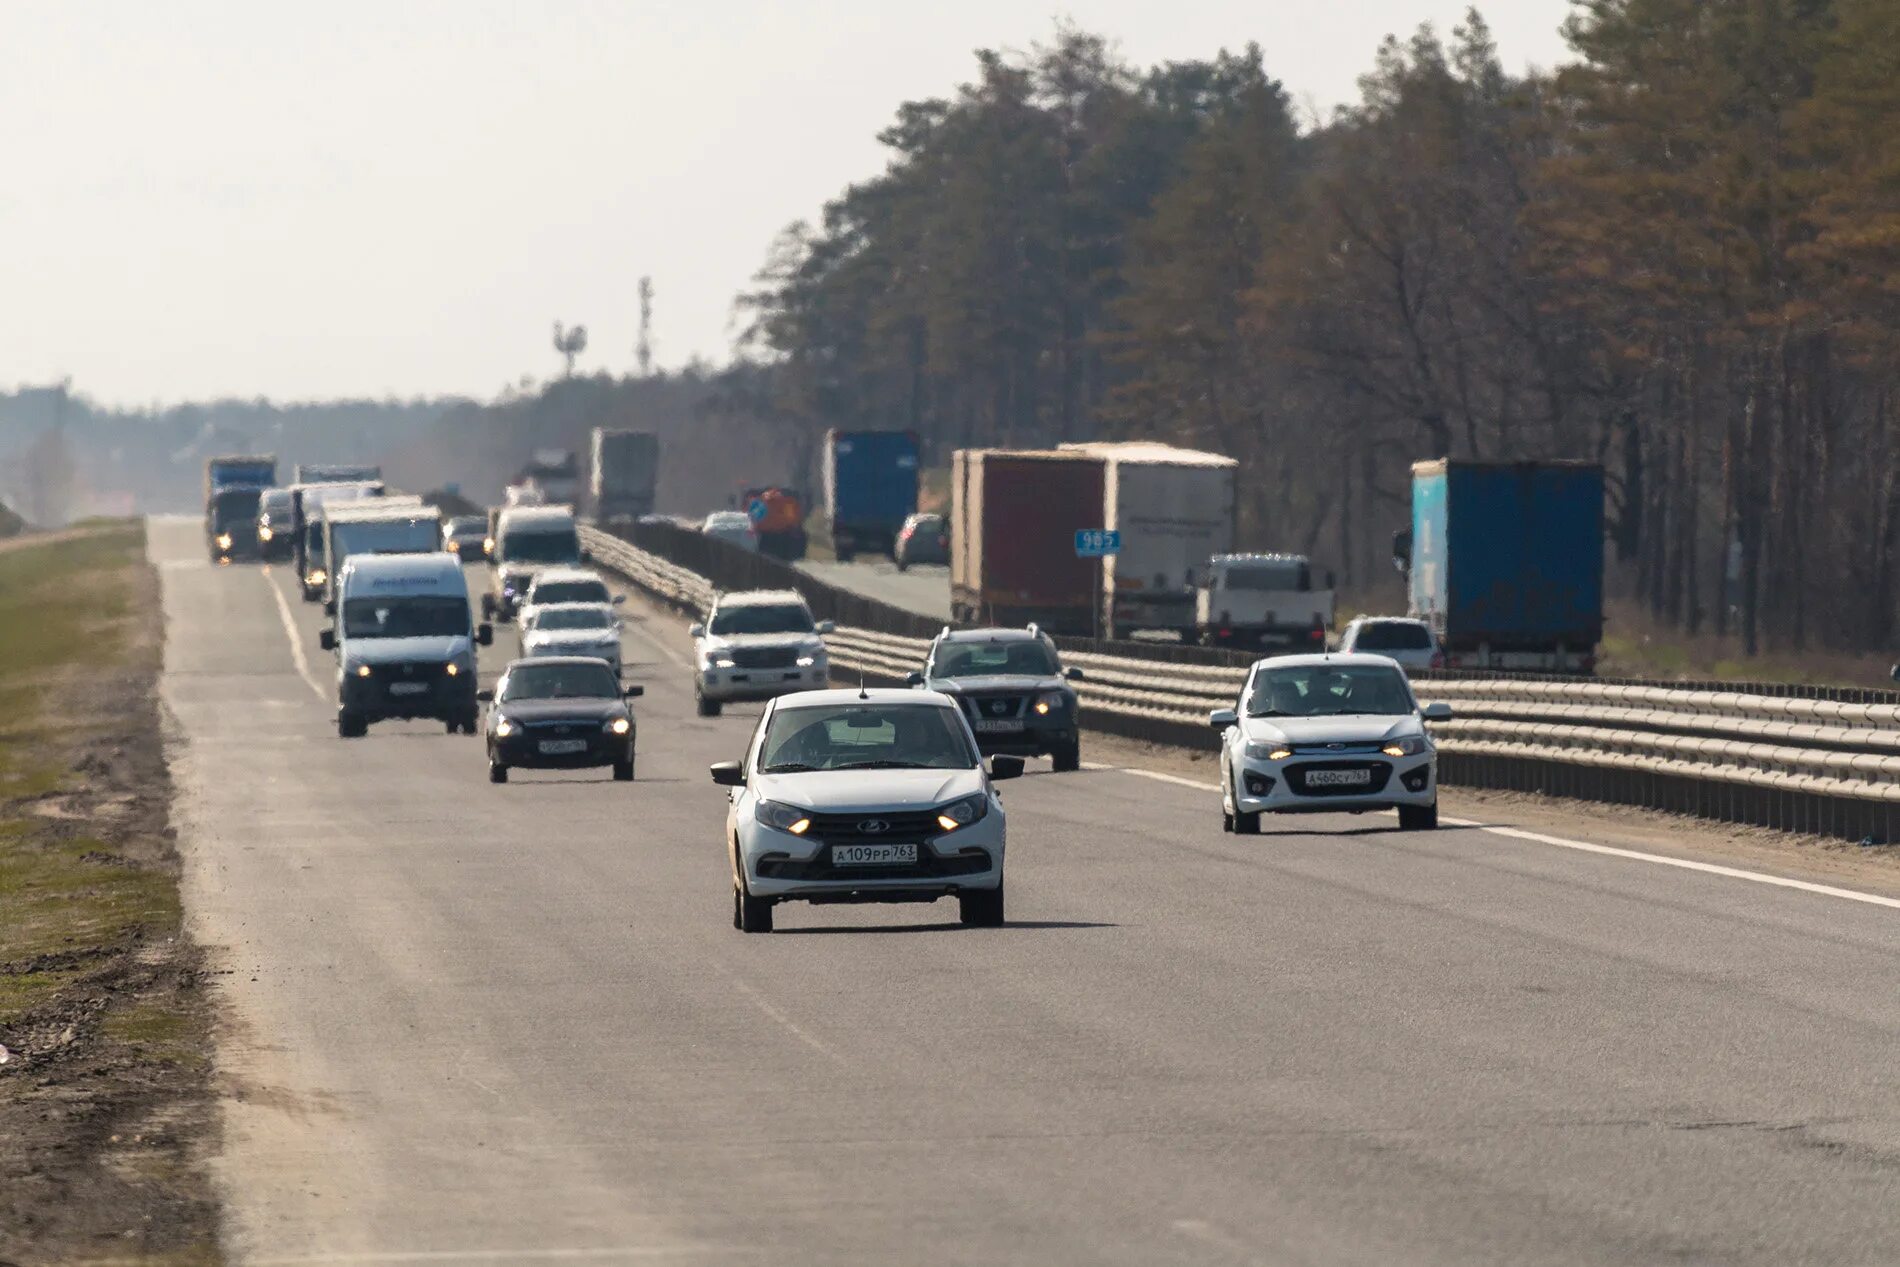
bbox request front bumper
[340,670,478,722]
[698,663,828,703]
[740,818,1004,901]
[956,705,1077,756]
[1232,754,1436,814]
[491,728,633,769]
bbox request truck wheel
[488,761,508,784]
[481,594,496,620]
[612,756,635,781]
[696,693,721,718]
[958,884,1005,928]
[737,886,774,933]
[1051,742,1081,773]
[1398,802,1438,831]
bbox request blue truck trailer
[1407,459,1604,673]
[822,429,920,562]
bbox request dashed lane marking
[265,567,330,701]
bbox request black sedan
[479,657,643,784]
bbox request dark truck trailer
[951,449,1106,637]
[1406,459,1604,673]
[822,429,920,562]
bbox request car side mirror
[816,620,837,635]
[989,755,1025,781]
[709,761,746,787]
[476,688,494,703]
[477,623,493,646]
[1064,666,1085,682]
[905,671,925,687]
[612,594,627,605]
[318,628,336,652]
[624,685,645,698]
[1208,707,1238,730]
[1421,702,1452,722]
[689,623,706,638]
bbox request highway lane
[155,516,1900,1264]
[796,556,951,619]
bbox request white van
[319,553,493,737]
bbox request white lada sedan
[710,688,1023,932]
[1209,653,1452,834]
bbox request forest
[737,0,1900,657]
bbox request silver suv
[690,590,833,717]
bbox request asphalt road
[156,516,1900,1265]
[796,557,951,620]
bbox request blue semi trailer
[822,429,920,562]
[1406,459,1604,673]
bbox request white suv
[690,590,833,717]
[1336,616,1442,671]
[710,689,1022,932]
[1209,653,1451,833]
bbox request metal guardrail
[582,526,1900,842]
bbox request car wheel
[1398,801,1438,831]
[895,558,909,572]
[338,712,366,739]
[737,886,774,933]
[696,693,721,718]
[612,756,634,782]
[1233,810,1262,835]
[959,884,1005,928]
[1051,742,1081,773]
[1221,810,1234,833]
[488,761,508,784]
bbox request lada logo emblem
[989,700,1007,715]
[858,819,890,834]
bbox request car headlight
[1382,736,1429,757]
[353,664,372,678]
[216,533,233,549]
[605,717,631,735]
[444,662,461,677]
[1245,741,1293,761]
[755,799,811,835]
[935,793,989,834]
[258,526,273,541]
[306,568,327,586]
[495,716,515,737]
[712,656,736,669]
[797,654,821,667]
[483,537,495,555]
[1033,691,1069,716]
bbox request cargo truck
[1059,442,1237,640]
[294,462,382,483]
[292,480,386,600]
[318,498,439,612]
[1194,554,1335,649]
[740,486,808,562]
[203,455,278,561]
[588,428,660,526]
[1404,458,1604,673]
[950,449,1107,636]
[822,429,920,562]
[518,449,580,505]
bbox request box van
[293,480,385,601]
[319,499,439,612]
[485,506,581,622]
[319,553,492,737]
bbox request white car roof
[528,567,604,586]
[774,688,956,711]
[1249,652,1405,672]
[528,601,615,616]
[714,588,808,608]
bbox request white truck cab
[319,553,492,738]
[1196,553,1336,651]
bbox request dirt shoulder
[0,523,220,1266]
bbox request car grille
[519,718,598,736]
[369,662,445,684]
[729,646,798,669]
[1285,760,1393,797]
[756,847,991,882]
[958,693,1028,721]
[802,809,943,845]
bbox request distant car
[1336,616,1442,671]
[691,590,833,717]
[519,602,623,676]
[1209,652,1450,834]
[894,512,950,570]
[710,688,1022,932]
[256,488,296,563]
[518,566,620,630]
[701,511,759,551]
[442,515,488,561]
[479,657,643,784]
[909,625,1084,771]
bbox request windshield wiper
[834,760,936,770]
[762,762,821,773]
[1247,709,1296,718]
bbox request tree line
[737,1,1900,656]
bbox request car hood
[755,766,983,812]
[702,632,822,651]
[496,698,626,723]
[1240,714,1421,746]
[929,674,1064,695]
[526,630,619,647]
[346,635,471,665]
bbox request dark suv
[908,626,1085,771]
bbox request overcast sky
[0,1,1575,405]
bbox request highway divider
[583,525,1900,843]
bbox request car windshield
[260,490,293,517]
[500,528,580,564]
[446,517,484,536]
[533,581,608,605]
[709,604,813,636]
[502,662,619,701]
[342,596,469,639]
[909,515,944,533]
[534,608,614,631]
[1246,664,1414,718]
[933,641,1057,678]
[1219,560,1309,591]
[759,703,976,773]
[1354,622,1433,651]
[211,489,262,526]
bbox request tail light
[1308,626,1325,641]
[1429,652,1445,669]
[1579,654,1597,674]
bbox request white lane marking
[252,1250,741,1264]
[706,960,845,1065]
[1084,763,1900,913]
[265,568,330,701]
[620,610,690,670]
